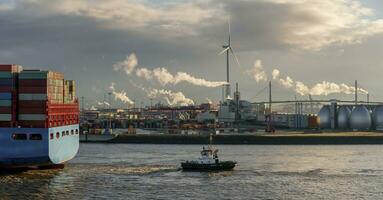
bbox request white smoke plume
[135,68,153,80]
[115,53,227,88]
[248,60,268,82]
[113,90,134,106]
[113,53,138,75]
[272,69,280,80]
[146,88,194,106]
[97,101,110,106]
[109,82,134,107]
[206,98,212,104]
[272,69,368,96]
[131,83,194,106]
[136,67,227,87]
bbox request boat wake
[70,164,180,175]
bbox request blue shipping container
[0,79,14,87]
[0,93,11,100]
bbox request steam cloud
[109,82,135,106]
[97,101,110,106]
[113,53,138,75]
[115,53,227,88]
[272,69,368,96]
[133,83,194,106]
[206,98,212,104]
[248,60,267,82]
[148,89,195,106]
[249,61,368,96]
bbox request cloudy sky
[1,0,383,108]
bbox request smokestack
[355,80,358,105]
[234,82,240,103]
[269,80,272,113]
[222,85,225,102]
[235,82,239,121]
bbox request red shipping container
[0,121,13,127]
[0,86,14,92]
[0,65,22,72]
[18,100,47,107]
[19,107,47,114]
[19,79,48,87]
[18,120,46,128]
[0,107,12,113]
[18,86,48,93]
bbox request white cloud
[16,0,222,36]
[0,2,13,11]
[268,0,383,50]
[5,0,383,50]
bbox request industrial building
[317,102,383,131]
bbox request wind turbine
[219,17,241,99]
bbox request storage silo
[350,105,372,130]
[318,105,331,129]
[337,106,351,129]
[373,106,383,131]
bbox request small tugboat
[181,134,237,171]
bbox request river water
[1,144,383,199]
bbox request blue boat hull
[0,124,79,168]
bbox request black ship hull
[181,161,236,171]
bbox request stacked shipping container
[64,80,76,103]
[0,66,78,128]
[0,65,22,127]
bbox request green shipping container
[0,100,12,107]
[0,72,13,78]
[0,114,12,121]
[19,93,48,101]
[19,72,48,79]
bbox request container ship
[0,64,79,168]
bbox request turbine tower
[219,18,241,99]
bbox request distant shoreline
[81,132,383,145]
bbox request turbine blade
[230,47,241,68]
[228,16,231,45]
[218,47,230,55]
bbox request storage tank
[337,106,351,129]
[350,105,371,130]
[318,105,331,129]
[373,106,383,130]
